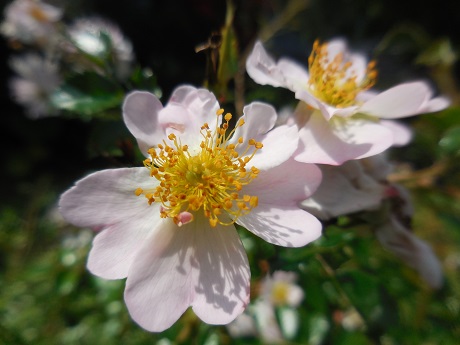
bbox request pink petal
[59,168,154,228]
[231,102,299,170]
[124,216,250,332]
[359,82,435,119]
[295,111,393,165]
[122,91,164,154]
[246,41,286,87]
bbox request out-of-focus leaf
[332,330,372,345]
[306,314,330,345]
[337,270,381,319]
[129,66,162,96]
[416,38,457,67]
[439,126,460,156]
[217,0,239,92]
[50,72,124,118]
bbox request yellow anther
[209,218,218,227]
[307,39,377,108]
[138,107,261,227]
[135,187,143,196]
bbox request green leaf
[439,126,460,156]
[217,1,239,90]
[51,72,124,118]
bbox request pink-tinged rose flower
[59,85,323,332]
[246,40,450,165]
[302,153,443,288]
[0,0,62,46]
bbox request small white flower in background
[302,153,443,289]
[246,39,450,165]
[0,0,62,46]
[260,270,304,308]
[9,53,61,118]
[59,85,323,332]
[227,270,304,343]
[66,17,135,80]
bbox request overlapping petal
[295,110,393,165]
[239,158,322,247]
[124,216,250,332]
[359,82,444,118]
[301,160,385,220]
[231,102,299,170]
[59,167,153,227]
[123,86,220,154]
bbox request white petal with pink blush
[59,85,323,331]
[246,40,450,163]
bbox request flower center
[307,40,377,108]
[271,281,290,306]
[135,109,262,228]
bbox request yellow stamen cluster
[307,39,378,108]
[135,109,263,227]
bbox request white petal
[294,89,359,120]
[359,82,434,118]
[421,96,450,113]
[87,203,162,279]
[191,221,250,325]
[237,204,322,247]
[246,41,286,87]
[277,58,310,91]
[244,157,322,204]
[231,102,299,170]
[159,86,220,148]
[59,168,154,228]
[301,161,385,220]
[295,111,393,165]
[122,91,164,154]
[124,217,250,332]
[380,120,413,146]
